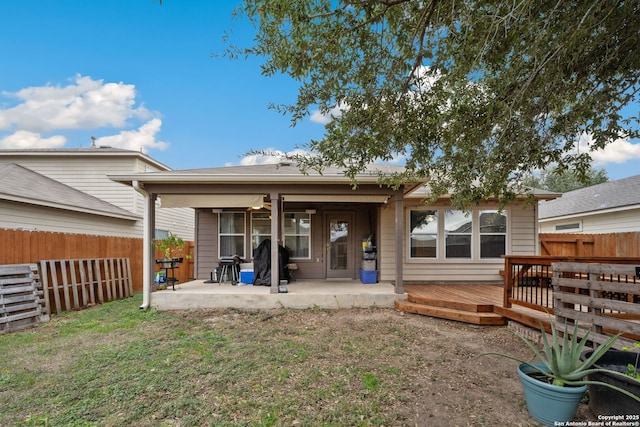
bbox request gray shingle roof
[538,174,640,219]
[0,163,140,220]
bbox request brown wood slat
[395,300,506,325]
[37,258,133,314]
[400,284,551,330]
[405,284,501,312]
[0,264,44,333]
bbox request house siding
[194,204,379,280]
[0,200,139,237]
[379,200,537,283]
[195,209,218,279]
[0,152,194,240]
[539,208,640,234]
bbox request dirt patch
[188,307,599,426]
[2,301,600,426]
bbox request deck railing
[503,256,640,314]
[551,261,640,348]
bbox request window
[251,212,271,253]
[410,210,438,258]
[479,210,507,258]
[409,207,507,260]
[155,229,169,240]
[219,212,245,258]
[556,222,581,231]
[283,212,311,259]
[445,210,472,258]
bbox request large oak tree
[228,0,639,208]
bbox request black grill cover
[253,239,290,286]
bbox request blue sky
[1,1,638,180]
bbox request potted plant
[154,232,187,268]
[580,341,640,415]
[485,320,640,426]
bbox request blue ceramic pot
[517,363,587,427]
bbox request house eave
[109,173,419,186]
[539,204,640,223]
[0,148,171,171]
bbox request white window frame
[407,207,509,261]
[444,210,472,259]
[250,211,271,253]
[479,210,508,259]
[218,211,246,259]
[555,221,582,232]
[283,212,311,260]
[409,209,438,258]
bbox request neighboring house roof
[0,147,172,171]
[539,174,640,220]
[0,163,140,220]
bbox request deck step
[407,293,495,313]
[395,299,506,326]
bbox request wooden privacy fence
[0,229,194,293]
[540,232,640,257]
[1,264,48,333]
[552,262,640,349]
[38,258,133,314]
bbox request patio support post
[270,192,280,293]
[394,190,404,294]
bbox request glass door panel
[327,213,354,278]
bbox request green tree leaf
[230,0,639,209]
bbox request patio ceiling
[160,194,265,208]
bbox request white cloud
[377,153,406,165]
[577,133,640,165]
[309,103,349,125]
[94,119,168,152]
[0,75,150,133]
[0,75,171,152]
[0,130,66,149]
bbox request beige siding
[379,200,538,283]
[0,200,139,237]
[195,209,218,279]
[540,208,640,234]
[0,153,195,240]
[510,203,537,255]
[155,207,195,240]
[0,155,139,212]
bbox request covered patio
[150,278,403,310]
[109,163,423,311]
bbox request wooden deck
[396,284,552,330]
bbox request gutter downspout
[133,180,153,310]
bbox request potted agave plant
[485,320,640,427]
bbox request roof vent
[278,161,292,167]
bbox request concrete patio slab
[150,279,404,310]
